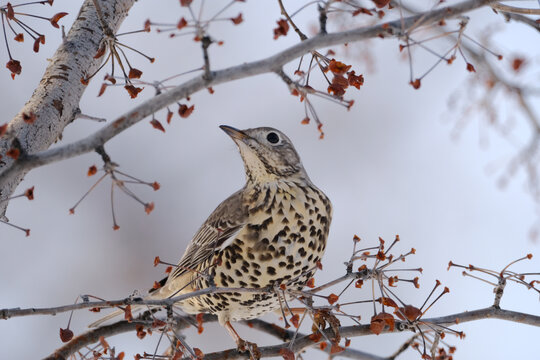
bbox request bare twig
[1,267,373,320]
[0,0,498,192]
[491,2,540,15]
[42,314,215,360]
[44,319,150,360]
[41,306,539,360]
[278,0,308,40]
[0,286,270,320]
[201,35,213,80]
[501,11,540,31]
[198,307,540,359]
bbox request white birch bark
[0,0,498,219]
[0,0,135,218]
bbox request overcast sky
[1,1,539,359]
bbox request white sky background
[1,0,539,359]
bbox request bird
[90,125,332,354]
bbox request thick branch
[0,0,135,217]
[42,306,540,360]
[43,316,287,360]
[0,0,497,197]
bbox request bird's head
[220,125,308,184]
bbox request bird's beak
[219,125,249,142]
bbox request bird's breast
[215,181,332,287]
[182,181,332,322]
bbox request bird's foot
[236,339,261,360]
[224,320,261,359]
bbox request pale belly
[179,183,331,323]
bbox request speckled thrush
[91,125,332,354]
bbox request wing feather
[168,189,247,281]
[92,189,248,326]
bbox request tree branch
[200,307,540,360]
[491,2,540,15]
[41,306,540,360]
[42,313,216,360]
[500,11,540,31]
[1,268,375,320]
[44,319,150,360]
[0,0,498,200]
[0,286,272,320]
[0,0,136,218]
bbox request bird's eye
[266,132,280,144]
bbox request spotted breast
[178,178,332,322]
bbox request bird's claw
[237,339,261,360]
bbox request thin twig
[0,0,499,188]
[0,286,270,320]
[277,0,308,41]
[43,307,538,360]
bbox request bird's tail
[88,280,187,327]
[89,275,194,328]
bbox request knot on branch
[201,35,214,82]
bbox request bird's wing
[168,189,247,281]
[90,190,247,327]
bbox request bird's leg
[224,321,261,359]
[225,321,248,350]
[283,307,308,316]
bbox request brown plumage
[91,125,332,350]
